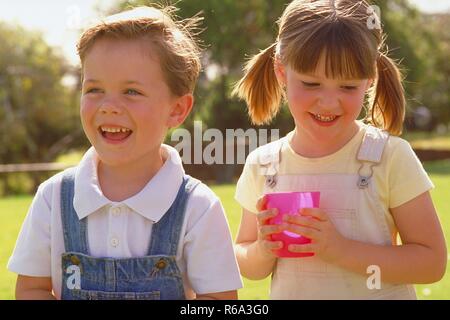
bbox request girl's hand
[282,208,348,263]
[255,196,284,258]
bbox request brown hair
[77,6,202,97]
[233,0,405,135]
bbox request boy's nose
[99,98,123,115]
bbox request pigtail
[232,43,283,125]
[369,53,406,136]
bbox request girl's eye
[301,81,320,88]
[125,89,141,95]
[300,81,358,90]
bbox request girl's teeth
[313,114,337,122]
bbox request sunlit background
[0,0,449,66]
[0,0,449,300]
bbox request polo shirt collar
[73,145,185,222]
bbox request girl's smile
[309,112,341,127]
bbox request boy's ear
[166,93,194,128]
[274,56,287,87]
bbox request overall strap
[357,125,390,163]
[147,175,201,256]
[356,126,390,188]
[257,137,286,189]
[60,168,90,254]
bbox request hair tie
[274,41,281,58]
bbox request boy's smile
[99,125,133,144]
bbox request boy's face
[80,38,192,168]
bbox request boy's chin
[97,155,134,168]
[94,147,133,166]
[95,147,163,169]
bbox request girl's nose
[318,92,340,110]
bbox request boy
[8,6,242,300]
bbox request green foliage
[0,22,84,194]
[373,0,450,127]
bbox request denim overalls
[60,169,200,300]
[259,125,417,299]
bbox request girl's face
[80,38,191,169]
[276,56,372,154]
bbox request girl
[233,0,446,299]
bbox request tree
[0,22,82,194]
[373,0,450,130]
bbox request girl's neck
[290,122,361,158]
[97,148,165,202]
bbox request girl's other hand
[255,196,284,258]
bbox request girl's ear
[274,56,287,87]
[366,78,374,91]
[166,94,194,128]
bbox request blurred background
[0,0,449,299]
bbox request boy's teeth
[101,126,131,133]
[313,114,337,122]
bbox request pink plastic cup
[264,191,320,258]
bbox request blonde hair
[77,6,202,97]
[233,0,405,135]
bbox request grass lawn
[1,160,449,300]
[0,196,33,300]
[404,131,450,150]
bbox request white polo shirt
[8,144,242,299]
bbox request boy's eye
[342,86,357,90]
[85,88,102,94]
[125,89,141,95]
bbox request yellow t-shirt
[235,122,434,217]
